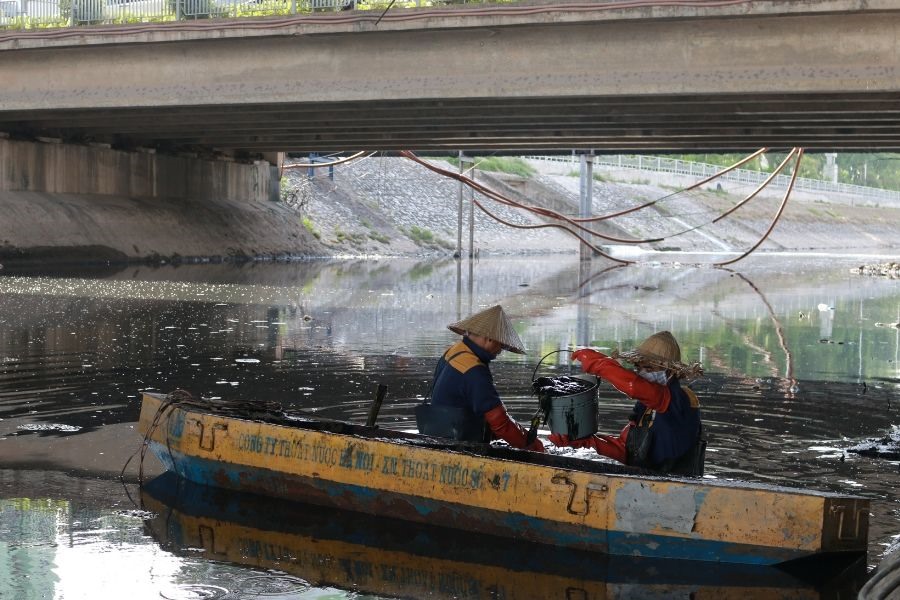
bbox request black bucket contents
[532,375,599,440]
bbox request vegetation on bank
[443,156,536,178]
[671,152,900,191]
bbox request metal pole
[456,150,464,258]
[456,259,462,321]
[579,152,594,261]
[467,252,474,316]
[468,166,475,258]
[366,384,388,427]
[577,258,591,347]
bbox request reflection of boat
[138,391,869,566]
[141,474,866,600]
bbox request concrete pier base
[0,139,323,266]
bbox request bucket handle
[531,349,573,383]
[526,348,573,445]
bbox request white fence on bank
[524,154,900,207]
[1,0,498,27]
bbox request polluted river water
[0,253,898,599]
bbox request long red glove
[571,348,671,412]
[549,432,597,449]
[549,432,627,464]
[484,405,545,452]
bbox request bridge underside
[3,93,900,154]
[4,2,900,154]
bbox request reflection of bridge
[4,1,900,153]
[4,0,900,257]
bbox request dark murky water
[1,254,898,599]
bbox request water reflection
[1,254,899,596]
[138,473,864,600]
[0,469,867,600]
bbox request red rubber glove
[572,348,614,373]
[550,432,628,463]
[484,404,545,452]
[550,432,599,450]
[573,349,671,412]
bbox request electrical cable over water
[400,149,802,265]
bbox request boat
[141,473,868,599]
[137,391,869,566]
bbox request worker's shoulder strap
[424,342,486,403]
[443,342,485,374]
[680,386,700,408]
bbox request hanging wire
[649,148,799,241]
[715,149,804,266]
[401,148,791,262]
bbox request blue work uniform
[631,378,701,466]
[431,337,501,417]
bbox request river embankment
[2,154,900,269]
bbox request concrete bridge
[3,0,900,155]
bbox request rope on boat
[121,389,288,486]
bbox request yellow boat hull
[138,392,868,565]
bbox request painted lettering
[278,439,292,458]
[382,455,398,475]
[238,433,263,453]
[355,450,374,471]
[340,446,354,469]
[311,444,336,466]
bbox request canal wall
[0,138,326,266]
[1,143,899,268]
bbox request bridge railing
[523,154,900,206]
[0,0,494,28]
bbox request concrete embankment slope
[2,139,899,267]
[0,189,326,267]
[302,156,900,256]
[0,138,326,266]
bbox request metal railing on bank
[523,154,900,207]
[0,0,499,29]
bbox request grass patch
[445,156,536,178]
[406,226,453,249]
[408,225,435,245]
[302,216,321,240]
[368,232,391,244]
[334,228,367,245]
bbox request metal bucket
[546,374,599,440]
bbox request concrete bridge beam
[2,1,900,152]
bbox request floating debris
[532,376,594,397]
[17,423,81,433]
[850,262,900,278]
[847,426,900,460]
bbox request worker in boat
[420,305,545,452]
[550,331,702,473]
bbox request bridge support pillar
[262,152,284,202]
[579,152,594,261]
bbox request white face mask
[639,370,668,385]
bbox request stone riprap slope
[295,156,575,256]
[292,156,900,258]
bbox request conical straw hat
[447,305,526,354]
[611,331,703,380]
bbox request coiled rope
[121,389,286,485]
